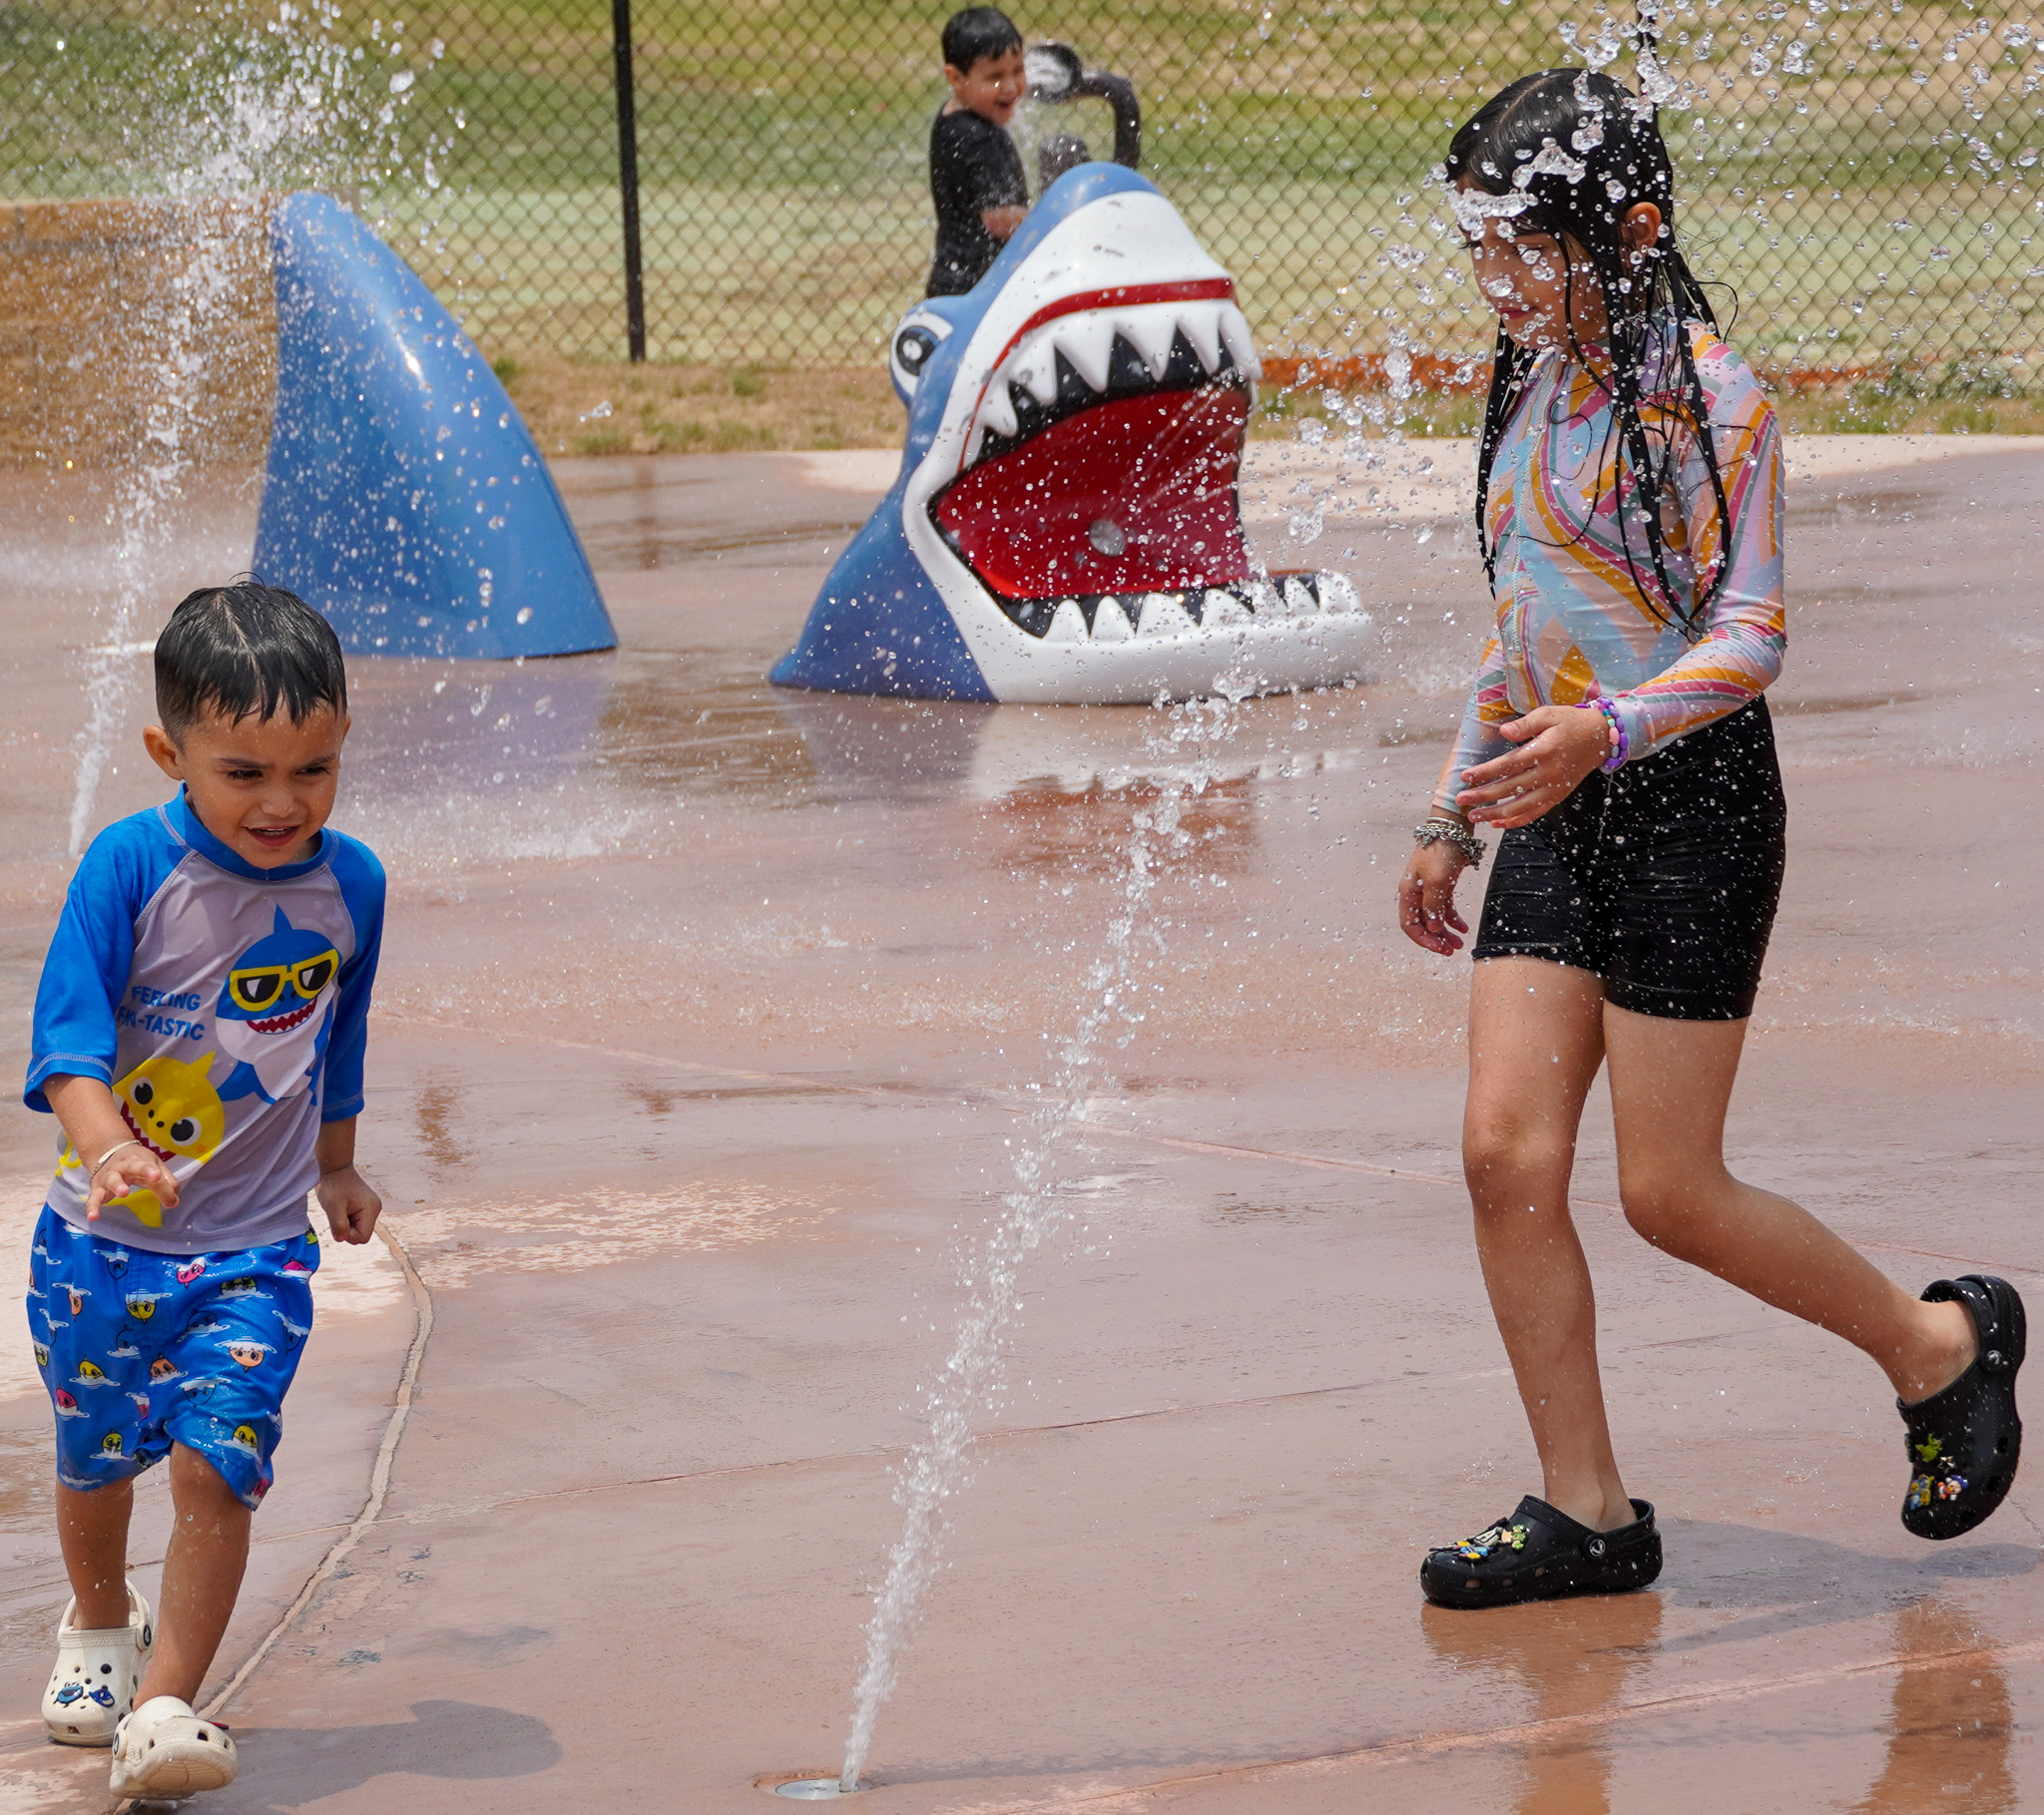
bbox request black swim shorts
[1471,698,1788,1021]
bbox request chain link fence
[2,0,2038,385]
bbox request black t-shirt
[927,108,1027,296]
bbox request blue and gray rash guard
[26,792,385,1256]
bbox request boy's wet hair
[942,6,1022,73]
[1447,70,1733,637]
[155,582,348,741]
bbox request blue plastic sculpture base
[254,192,615,661]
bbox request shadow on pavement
[1657,1520,2038,1651]
[228,1699,560,1808]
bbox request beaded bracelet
[1578,696,1629,773]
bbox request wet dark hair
[942,6,1022,74]
[1446,69,1733,634]
[155,582,348,741]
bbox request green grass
[3,0,2039,376]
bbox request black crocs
[1419,1494,1662,1608]
[1899,1274,2025,1541]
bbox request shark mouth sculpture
[769,165,1372,704]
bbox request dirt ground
[0,435,2039,1812]
[495,354,2044,458]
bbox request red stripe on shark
[959,278,1239,473]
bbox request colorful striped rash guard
[1432,319,1786,819]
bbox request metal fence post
[611,0,647,362]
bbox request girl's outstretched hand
[1456,705,1612,830]
[1400,837,1472,954]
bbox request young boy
[927,6,1030,296]
[26,583,384,1801]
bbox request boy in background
[927,6,1029,295]
[27,583,384,1802]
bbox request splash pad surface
[0,438,2040,1811]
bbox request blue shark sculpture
[770,165,1370,703]
[254,192,614,661]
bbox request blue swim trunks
[27,1206,320,1509]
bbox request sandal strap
[1923,1274,2026,1374]
[55,1585,152,1656]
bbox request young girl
[1399,70,2024,1607]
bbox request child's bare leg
[134,1444,253,1707]
[1464,957,1636,1532]
[1603,1004,1976,1401]
[57,1479,136,1627]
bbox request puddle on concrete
[309,1226,410,1322]
[394,1181,838,1290]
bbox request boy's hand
[315,1165,382,1244]
[87,1143,178,1220]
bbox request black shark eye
[294,955,336,995]
[131,1079,155,1107]
[169,1117,201,1144]
[895,327,938,374]
[231,968,286,1011]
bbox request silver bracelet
[87,1137,146,1176]
[1413,818,1487,868]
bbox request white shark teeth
[1010,349,1060,407]
[999,574,1366,645]
[1136,593,1197,637]
[1116,311,1180,382]
[1057,313,1118,393]
[1218,304,1261,382]
[1180,310,1224,375]
[1044,599,1087,643]
[968,296,1261,459]
[1091,597,1133,642]
[980,383,1019,440]
[1204,588,1252,627]
[1317,572,1364,615]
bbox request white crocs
[109,1696,238,1801]
[42,1583,154,1746]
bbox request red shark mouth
[935,386,1253,615]
[924,298,1362,643]
[249,997,319,1036]
[118,1104,176,1163]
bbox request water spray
[821,684,1252,1796]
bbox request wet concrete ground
[0,436,2039,1812]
